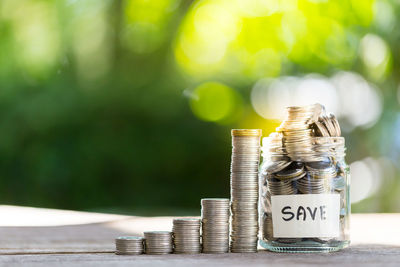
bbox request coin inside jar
[329,113,341,136]
[264,160,292,173]
[314,121,330,137]
[305,160,333,170]
[274,162,306,181]
[267,177,297,195]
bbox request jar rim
[261,136,346,159]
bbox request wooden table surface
[0,205,399,266]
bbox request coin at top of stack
[115,236,144,255]
[230,129,261,253]
[277,105,317,162]
[231,129,262,137]
[144,231,173,255]
[201,198,230,254]
[173,218,201,254]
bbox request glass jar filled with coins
[259,104,350,252]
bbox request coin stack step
[144,231,173,255]
[230,129,262,253]
[115,236,144,255]
[173,218,201,254]
[201,198,230,253]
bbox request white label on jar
[271,194,340,238]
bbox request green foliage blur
[1,0,400,214]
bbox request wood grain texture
[0,246,399,267]
[0,206,399,266]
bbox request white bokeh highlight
[251,72,383,130]
[350,157,384,204]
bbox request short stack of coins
[201,198,230,253]
[230,129,262,253]
[173,218,201,254]
[115,236,144,255]
[144,231,173,255]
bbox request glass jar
[259,134,350,252]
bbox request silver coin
[329,113,341,136]
[320,115,336,136]
[173,218,201,254]
[314,121,330,137]
[144,232,173,255]
[230,130,262,253]
[201,198,230,254]
[115,236,144,255]
[264,160,292,173]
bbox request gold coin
[231,129,262,137]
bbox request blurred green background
[0,0,399,215]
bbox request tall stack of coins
[144,231,173,255]
[201,198,230,253]
[115,236,144,255]
[230,129,262,253]
[173,218,201,254]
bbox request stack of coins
[144,231,173,255]
[201,198,230,253]
[268,177,298,195]
[173,218,201,254]
[313,114,341,137]
[261,132,289,162]
[230,129,262,253]
[312,136,344,156]
[277,106,317,162]
[115,236,144,255]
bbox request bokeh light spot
[122,0,180,54]
[360,34,391,81]
[174,0,374,81]
[190,82,239,122]
[373,0,396,33]
[251,72,383,130]
[251,75,339,120]
[69,1,113,84]
[1,0,61,79]
[235,0,278,17]
[332,71,383,130]
[350,158,383,204]
[174,0,241,75]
